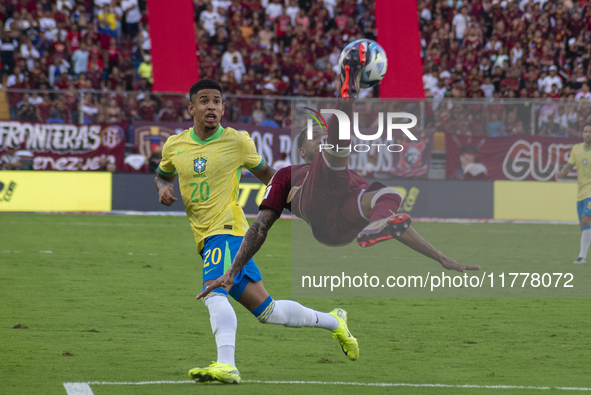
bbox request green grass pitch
[1,213,591,394]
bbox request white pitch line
[62,380,591,393]
[63,382,94,395]
[89,380,194,385]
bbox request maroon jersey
[261,151,374,246]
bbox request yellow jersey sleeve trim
[157,165,177,176]
[245,157,266,171]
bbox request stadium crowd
[0,0,376,127]
[1,0,591,138]
[418,0,591,136]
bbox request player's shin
[395,226,443,263]
[252,296,338,330]
[204,294,237,367]
[327,100,354,149]
[369,189,403,222]
[579,225,591,260]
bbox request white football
[338,39,388,88]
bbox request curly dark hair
[189,79,223,103]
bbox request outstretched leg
[238,280,360,361]
[393,225,479,272]
[321,40,367,169]
[357,188,480,272]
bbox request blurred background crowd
[2,0,591,171]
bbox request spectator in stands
[98,5,117,40]
[200,2,222,36]
[286,0,299,25]
[106,66,123,90]
[20,37,40,72]
[0,31,16,85]
[137,54,153,87]
[576,84,591,102]
[139,95,157,121]
[72,42,90,78]
[538,99,557,129]
[452,6,469,43]
[266,0,283,21]
[139,21,151,59]
[17,102,39,122]
[485,113,504,137]
[80,94,98,124]
[258,22,274,48]
[1,146,21,170]
[158,99,180,122]
[97,157,109,171]
[260,111,280,127]
[252,100,264,125]
[541,66,563,94]
[105,37,121,74]
[423,66,438,94]
[121,0,141,39]
[106,98,123,123]
[210,25,229,53]
[124,95,141,122]
[222,42,245,82]
[480,76,495,98]
[8,0,591,142]
[48,55,70,87]
[294,8,310,31]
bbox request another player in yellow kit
[557,123,591,263]
[154,79,356,385]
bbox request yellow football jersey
[158,124,265,251]
[568,142,591,201]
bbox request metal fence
[3,88,591,139]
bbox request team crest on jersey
[194,156,207,174]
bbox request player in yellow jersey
[155,79,358,385]
[557,123,591,263]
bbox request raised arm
[154,172,178,206]
[197,208,280,299]
[250,163,276,185]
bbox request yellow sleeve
[240,131,265,171]
[157,139,177,176]
[568,146,577,167]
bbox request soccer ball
[339,39,388,88]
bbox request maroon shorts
[296,150,383,246]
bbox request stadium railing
[2,88,589,138]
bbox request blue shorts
[577,198,591,221]
[200,234,262,301]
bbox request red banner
[376,0,424,99]
[0,121,127,171]
[446,134,578,181]
[148,0,199,93]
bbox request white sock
[204,295,237,367]
[580,228,591,259]
[265,300,338,330]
